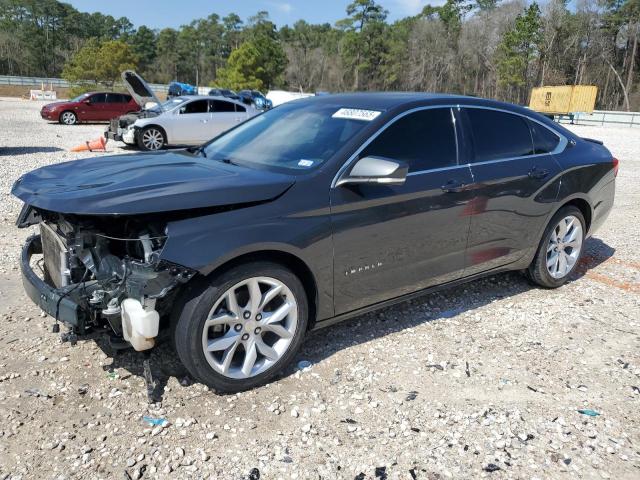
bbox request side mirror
[83,99,92,105]
[336,156,408,187]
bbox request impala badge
[344,261,383,276]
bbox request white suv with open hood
[106,71,258,151]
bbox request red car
[40,92,140,125]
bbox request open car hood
[122,70,162,109]
[12,150,295,216]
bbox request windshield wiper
[186,146,207,157]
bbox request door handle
[528,166,549,179]
[201,119,208,123]
[441,179,465,193]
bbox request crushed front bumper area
[21,235,88,333]
[105,127,135,144]
[20,231,195,347]
[105,119,137,144]
[104,129,123,142]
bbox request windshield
[149,97,187,112]
[203,102,372,172]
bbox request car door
[79,93,106,121]
[330,107,475,315]
[104,93,125,120]
[122,94,138,113]
[234,102,251,122]
[460,107,564,275]
[171,99,211,144]
[208,99,240,138]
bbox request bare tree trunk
[603,67,611,107]
[625,22,638,99]
[603,55,631,111]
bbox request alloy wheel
[61,112,76,125]
[141,128,164,150]
[546,214,583,279]
[201,277,298,379]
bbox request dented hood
[11,150,295,215]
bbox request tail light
[612,157,619,177]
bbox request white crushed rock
[0,97,639,479]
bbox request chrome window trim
[406,163,468,176]
[331,105,459,188]
[331,103,568,188]
[461,104,568,159]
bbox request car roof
[175,95,255,109]
[82,92,128,96]
[293,92,555,120]
[291,92,576,139]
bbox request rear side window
[210,100,236,113]
[89,93,107,103]
[106,93,126,103]
[528,119,560,154]
[361,108,457,172]
[180,100,208,114]
[465,108,534,162]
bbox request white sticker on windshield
[332,108,381,121]
[298,159,314,167]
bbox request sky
[64,0,447,29]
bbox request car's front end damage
[105,110,160,144]
[105,69,166,144]
[18,205,195,350]
[11,148,296,360]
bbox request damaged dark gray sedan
[12,93,616,392]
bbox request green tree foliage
[62,39,137,87]
[496,3,542,100]
[154,28,179,83]
[1,0,640,110]
[243,11,287,88]
[338,0,389,89]
[214,41,264,90]
[130,25,156,73]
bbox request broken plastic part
[121,298,159,351]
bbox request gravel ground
[0,97,638,480]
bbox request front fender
[159,200,334,319]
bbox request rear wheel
[137,126,165,151]
[59,111,77,125]
[174,262,308,392]
[527,206,585,288]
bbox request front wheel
[174,262,308,393]
[137,126,166,151]
[59,111,77,125]
[527,206,586,288]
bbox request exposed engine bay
[22,207,195,351]
[111,109,159,131]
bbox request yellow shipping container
[529,85,597,115]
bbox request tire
[137,126,166,151]
[59,111,77,125]
[527,205,586,288]
[174,262,308,393]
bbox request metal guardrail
[0,74,169,93]
[556,110,640,128]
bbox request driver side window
[361,108,458,172]
[89,93,107,103]
[180,100,208,114]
